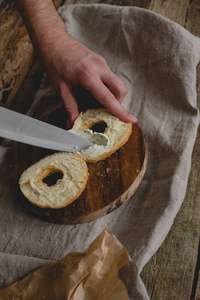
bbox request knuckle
[89,53,107,68]
[79,74,93,90]
[77,65,94,88]
[121,84,128,95]
[96,55,107,66]
[103,91,116,103]
[78,60,94,76]
[115,83,128,100]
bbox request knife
[0,107,93,152]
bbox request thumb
[59,82,79,129]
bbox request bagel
[19,108,132,210]
[70,108,132,162]
[19,152,88,209]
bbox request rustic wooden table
[0,0,200,299]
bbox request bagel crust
[19,152,88,209]
[72,108,132,162]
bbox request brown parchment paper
[0,229,130,300]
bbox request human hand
[14,0,137,128]
[40,35,138,128]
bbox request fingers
[78,60,137,123]
[59,81,79,129]
[102,71,128,104]
[60,69,137,126]
[49,40,137,125]
[84,76,137,123]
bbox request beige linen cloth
[0,4,200,299]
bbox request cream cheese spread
[69,129,112,160]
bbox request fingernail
[129,115,138,123]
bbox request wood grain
[0,0,64,108]
[140,1,200,300]
[0,0,34,107]
[8,117,147,224]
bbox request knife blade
[0,107,93,152]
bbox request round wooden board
[8,114,147,224]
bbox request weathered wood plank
[184,0,200,36]
[141,0,200,298]
[0,0,64,108]
[141,108,200,299]
[192,28,200,298]
[0,0,34,107]
[149,0,190,26]
[192,64,200,300]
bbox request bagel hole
[43,170,63,186]
[90,121,107,133]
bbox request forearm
[14,0,70,57]
[14,0,136,125]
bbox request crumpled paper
[0,229,130,300]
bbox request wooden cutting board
[8,109,147,224]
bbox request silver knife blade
[0,107,93,152]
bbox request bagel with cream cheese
[19,108,132,210]
[70,108,132,163]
